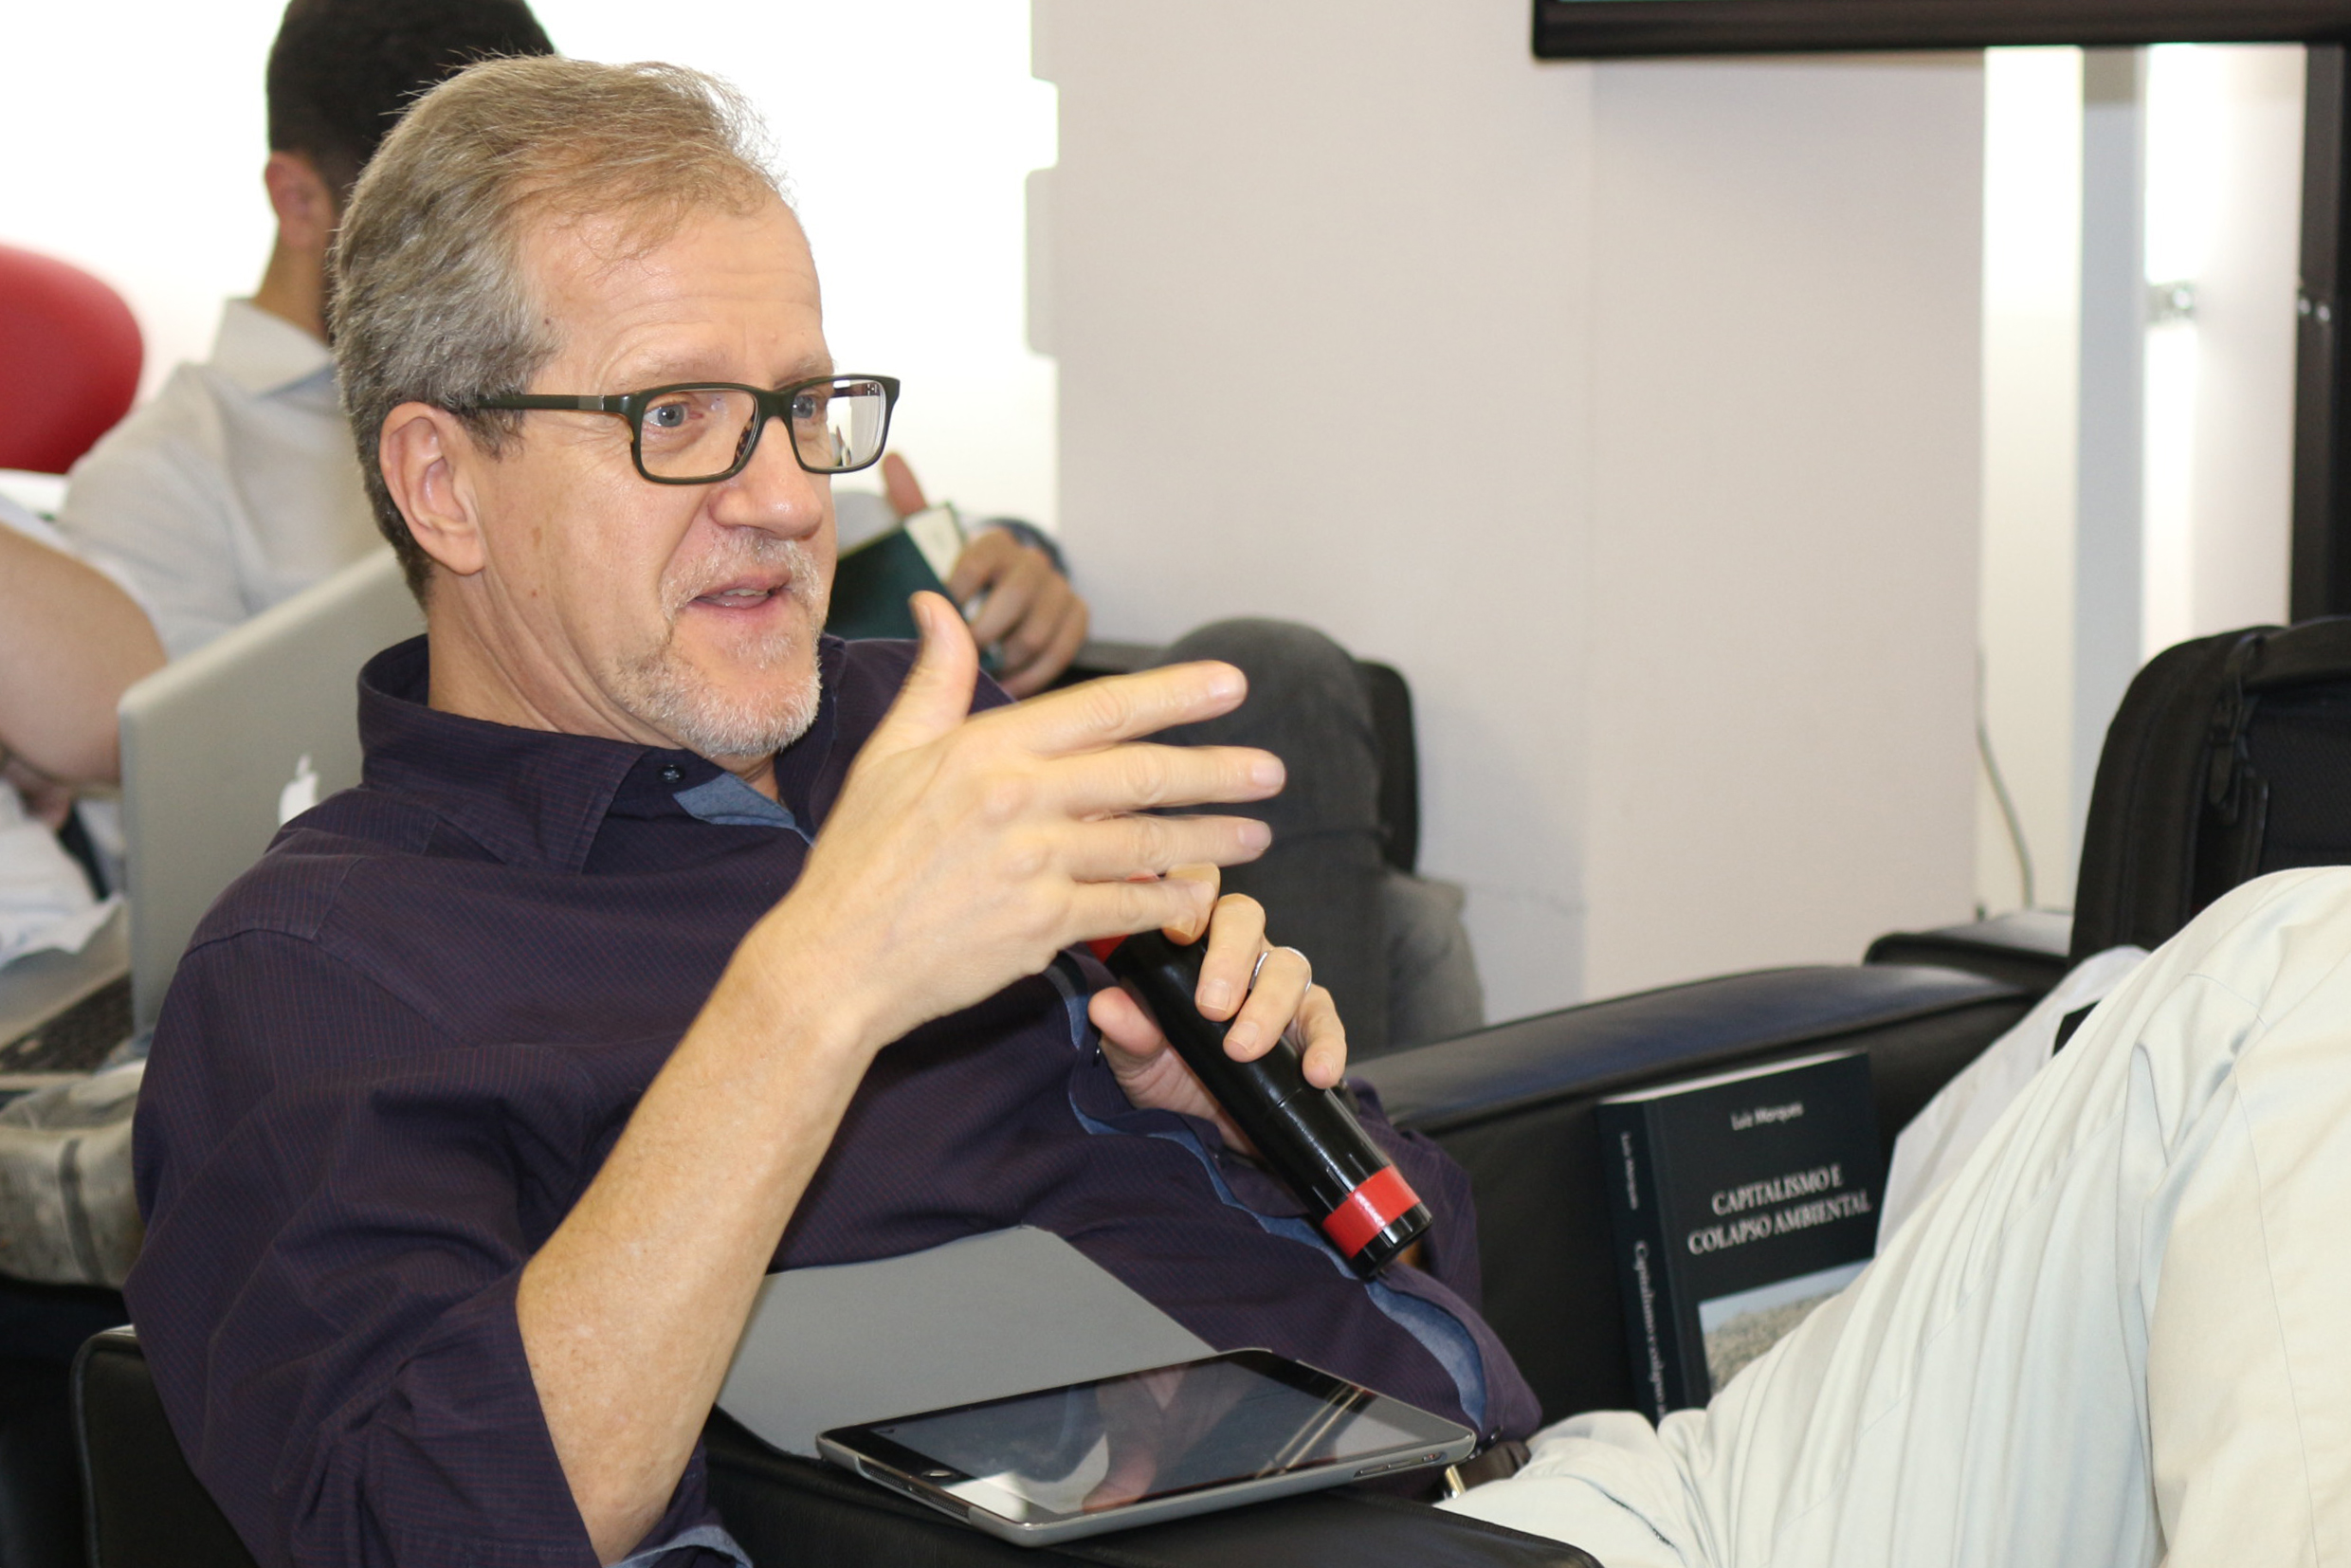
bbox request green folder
[826,503,968,642]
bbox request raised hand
[751,592,1285,1057]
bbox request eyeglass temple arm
[474,394,630,412]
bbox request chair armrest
[1864,910,2075,998]
[704,1411,1596,1568]
[1358,964,2032,1422]
[73,1326,255,1568]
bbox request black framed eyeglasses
[470,374,900,485]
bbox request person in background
[0,502,159,967]
[0,510,158,796]
[9,0,558,800]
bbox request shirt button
[660,764,683,783]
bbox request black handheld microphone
[1092,928,1431,1275]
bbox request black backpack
[2071,616,2351,963]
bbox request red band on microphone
[1085,937,1124,962]
[1321,1165,1421,1257]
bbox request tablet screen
[852,1350,1460,1522]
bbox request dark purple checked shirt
[127,634,1537,1568]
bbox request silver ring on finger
[1249,945,1310,989]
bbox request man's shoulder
[183,787,454,956]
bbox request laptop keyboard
[0,974,133,1075]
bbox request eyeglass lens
[636,379,890,481]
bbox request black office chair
[72,1329,248,1568]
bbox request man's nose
[709,413,828,538]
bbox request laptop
[118,546,423,1032]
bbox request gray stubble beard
[611,536,831,760]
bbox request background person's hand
[883,453,1090,698]
[749,593,1283,1058]
[2,751,76,831]
[1087,868,1348,1155]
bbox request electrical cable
[1976,650,2036,910]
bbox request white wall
[1579,56,1984,998]
[1036,2,1596,1019]
[1973,45,2302,919]
[2143,45,2301,653]
[0,0,1058,527]
[1037,3,1986,1015]
[1977,49,2085,915]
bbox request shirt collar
[355,634,847,874]
[210,299,335,398]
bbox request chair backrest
[2071,616,2351,962]
[0,246,142,476]
[1356,662,1418,874]
[71,1328,257,1568]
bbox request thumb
[882,452,928,520]
[862,591,980,759]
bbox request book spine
[1595,1103,1689,1424]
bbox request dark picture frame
[1533,1,2351,60]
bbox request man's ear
[263,151,338,257]
[379,404,492,579]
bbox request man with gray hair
[127,56,1536,1568]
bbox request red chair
[0,245,143,475]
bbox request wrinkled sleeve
[57,388,251,659]
[127,930,737,1568]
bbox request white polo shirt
[56,300,379,660]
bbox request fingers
[1162,864,1220,943]
[1191,893,1264,1019]
[855,592,979,765]
[1002,593,1091,697]
[1069,873,1217,950]
[955,533,1090,699]
[995,585,1090,698]
[1049,741,1282,818]
[881,452,928,520]
[1223,942,1313,1066]
[1006,661,1250,755]
[1289,985,1348,1088]
[945,525,1016,602]
[1061,815,1269,886]
[1187,895,1347,1087]
[964,535,1052,647]
[1087,982,1165,1062]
